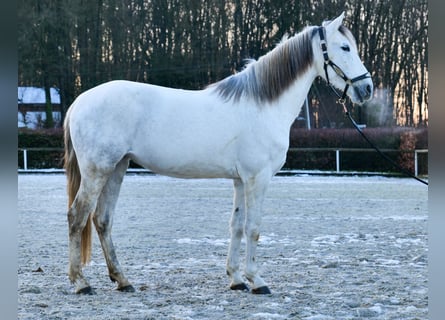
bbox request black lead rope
[339,101,429,186]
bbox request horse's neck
[271,67,318,129]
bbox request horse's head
[315,12,373,105]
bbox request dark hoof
[230,283,249,291]
[117,284,135,292]
[252,286,272,294]
[76,286,96,295]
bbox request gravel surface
[18,174,427,319]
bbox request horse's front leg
[243,173,272,294]
[227,179,249,291]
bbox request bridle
[317,27,371,104]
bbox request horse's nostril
[366,85,372,94]
[362,84,372,100]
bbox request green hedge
[18,127,428,174]
[18,129,64,169]
[18,128,64,148]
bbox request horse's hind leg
[68,172,109,294]
[93,158,135,292]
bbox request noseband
[317,27,370,103]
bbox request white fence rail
[18,147,428,176]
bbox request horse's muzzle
[354,82,373,103]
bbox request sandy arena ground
[18,174,427,319]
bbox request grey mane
[212,26,318,104]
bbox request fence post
[336,149,340,173]
[23,149,28,171]
[414,150,418,177]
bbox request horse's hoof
[117,284,135,292]
[230,283,249,291]
[252,286,271,294]
[76,286,96,295]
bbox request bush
[18,128,64,148]
[18,129,64,169]
[285,127,428,174]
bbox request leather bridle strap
[317,27,370,103]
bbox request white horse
[64,12,373,294]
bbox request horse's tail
[64,112,92,265]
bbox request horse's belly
[131,153,239,179]
[152,164,238,179]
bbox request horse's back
[67,80,245,178]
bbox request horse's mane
[212,26,318,104]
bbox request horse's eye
[341,45,350,52]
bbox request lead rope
[338,99,428,186]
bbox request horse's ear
[324,12,345,35]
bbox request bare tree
[18,0,428,128]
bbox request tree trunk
[43,81,54,128]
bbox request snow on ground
[18,174,427,319]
